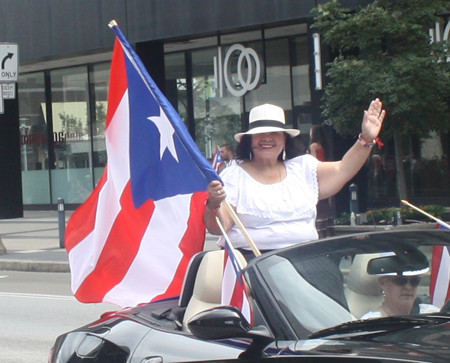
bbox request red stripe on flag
[106,39,128,129]
[75,181,155,303]
[229,282,244,310]
[152,191,208,301]
[430,245,444,299]
[65,171,108,252]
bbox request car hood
[284,320,450,362]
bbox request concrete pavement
[0,210,220,273]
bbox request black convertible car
[49,229,450,363]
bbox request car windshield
[253,229,450,338]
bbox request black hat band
[248,120,286,130]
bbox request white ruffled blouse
[218,154,320,250]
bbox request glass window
[18,72,51,204]
[191,48,241,159]
[165,52,188,124]
[90,62,110,185]
[292,36,311,108]
[291,36,313,156]
[244,39,292,124]
[50,66,92,204]
[253,231,440,338]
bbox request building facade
[1,0,449,215]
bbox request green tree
[313,0,450,204]
[59,112,86,135]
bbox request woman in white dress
[204,100,386,260]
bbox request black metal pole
[57,197,65,248]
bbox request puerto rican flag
[221,237,252,323]
[431,222,450,308]
[65,23,219,308]
[211,146,225,173]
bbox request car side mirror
[188,306,252,340]
[188,306,274,359]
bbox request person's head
[234,104,300,161]
[219,144,234,162]
[378,275,422,312]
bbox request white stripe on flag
[69,91,130,293]
[240,290,251,322]
[433,247,450,308]
[221,257,236,305]
[103,194,193,307]
[105,90,131,192]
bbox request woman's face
[380,276,420,308]
[250,132,286,160]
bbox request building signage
[430,20,450,42]
[214,43,263,97]
[0,43,18,114]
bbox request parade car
[49,229,450,363]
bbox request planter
[334,222,439,236]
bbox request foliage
[192,78,241,155]
[95,102,107,136]
[334,212,350,225]
[59,112,86,135]
[312,0,450,139]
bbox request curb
[0,260,70,273]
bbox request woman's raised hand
[360,98,386,143]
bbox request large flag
[430,223,450,308]
[211,146,225,173]
[221,236,252,323]
[65,22,220,308]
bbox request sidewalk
[0,210,72,272]
[0,210,219,273]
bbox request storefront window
[244,39,292,120]
[50,66,92,204]
[291,35,313,155]
[191,48,241,159]
[292,36,311,108]
[18,72,51,204]
[90,62,110,184]
[165,52,188,123]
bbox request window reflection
[191,48,241,159]
[18,72,51,204]
[91,63,110,185]
[50,66,92,203]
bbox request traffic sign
[0,43,18,83]
[2,83,15,99]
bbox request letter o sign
[223,44,263,97]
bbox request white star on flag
[148,108,179,162]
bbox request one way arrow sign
[0,43,18,82]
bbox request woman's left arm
[317,98,386,200]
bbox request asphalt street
[0,210,219,273]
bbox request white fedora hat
[234,104,300,142]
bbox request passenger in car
[361,274,439,319]
[204,99,386,261]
